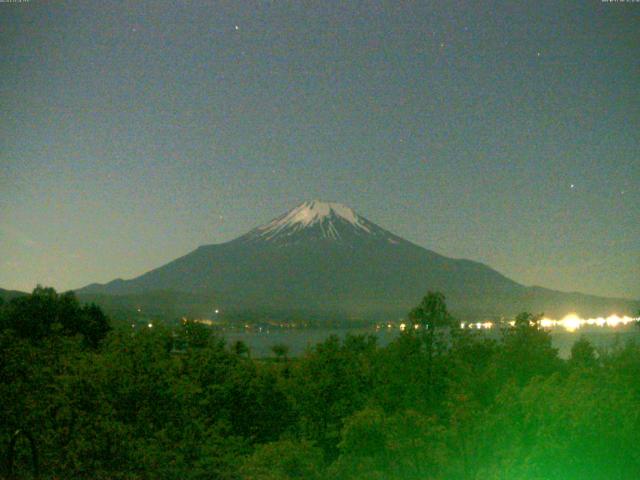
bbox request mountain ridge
[77,201,639,320]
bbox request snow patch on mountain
[255,201,373,240]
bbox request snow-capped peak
[249,200,383,242]
[265,201,366,230]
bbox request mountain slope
[0,288,28,302]
[78,201,639,320]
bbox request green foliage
[240,440,323,480]
[270,343,290,362]
[179,319,212,348]
[569,336,597,368]
[0,286,111,348]
[331,407,445,479]
[407,291,454,333]
[288,334,377,459]
[474,370,640,479]
[1,289,639,478]
[231,340,251,357]
[494,312,561,386]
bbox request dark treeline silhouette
[1,288,639,479]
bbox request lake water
[223,326,640,359]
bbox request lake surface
[223,326,640,359]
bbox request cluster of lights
[394,315,639,333]
[398,323,420,331]
[537,314,638,332]
[461,321,494,330]
[459,314,638,333]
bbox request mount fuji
[78,201,638,321]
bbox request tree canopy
[1,286,111,347]
[1,288,639,479]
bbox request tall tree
[407,291,454,403]
[495,312,561,386]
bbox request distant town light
[561,314,581,332]
[537,313,637,332]
[540,317,555,328]
[194,318,213,326]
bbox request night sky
[1,1,638,299]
